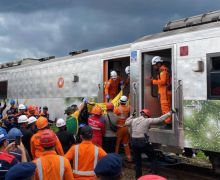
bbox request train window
[207,54,220,99]
[0,81,7,99]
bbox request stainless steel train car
[1,10,220,172]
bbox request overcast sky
[0,0,220,62]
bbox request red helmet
[105,103,114,111]
[28,105,35,112]
[140,109,151,117]
[138,175,167,180]
[40,129,56,147]
[91,106,102,115]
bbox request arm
[125,116,133,126]
[64,145,74,161]
[98,147,107,160]
[152,71,168,86]
[64,158,74,180]
[17,142,27,162]
[55,136,64,156]
[104,80,111,95]
[148,111,172,125]
[30,136,36,159]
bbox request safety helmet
[110,71,117,79]
[18,115,28,124]
[125,66,130,75]
[28,116,37,125]
[56,118,66,128]
[151,56,163,65]
[105,103,114,111]
[36,117,48,129]
[7,128,23,141]
[28,105,35,112]
[140,109,151,118]
[0,127,7,143]
[40,129,56,148]
[91,106,102,116]
[120,96,128,103]
[18,104,26,110]
[10,99,15,105]
[138,175,167,180]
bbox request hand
[172,108,178,113]
[17,142,25,152]
[106,94,110,100]
[5,142,15,152]
[120,85,124,90]
[132,111,136,117]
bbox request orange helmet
[91,106,102,115]
[140,109,151,118]
[28,105,35,112]
[40,129,56,147]
[105,103,114,111]
[36,117,48,129]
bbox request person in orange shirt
[151,56,172,127]
[27,105,39,118]
[113,95,131,162]
[34,129,74,180]
[65,125,107,180]
[30,117,64,159]
[105,71,122,101]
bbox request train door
[142,48,172,128]
[103,57,130,102]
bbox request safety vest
[73,144,98,176]
[118,106,129,119]
[36,156,64,180]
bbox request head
[43,106,48,114]
[152,56,163,70]
[0,127,8,150]
[10,99,15,106]
[64,106,74,116]
[18,104,26,114]
[94,153,122,180]
[125,66,130,77]
[28,116,37,129]
[140,109,151,118]
[110,71,117,80]
[80,125,93,140]
[40,129,56,150]
[7,128,23,143]
[119,96,127,105]
[56,118,66,131]
[18,115,28,128]
[28,105,35,115]
[71,104,78,112]
[91,106,102,116]
[36,117,48,130]
[105,103,114,112]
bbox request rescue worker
[27,105,39,118]
[30,117,64,159]
[114,95,131,162]
[18,115,33,159]
[8,99,18,115]
[40,106,50,121]
[105,70,122,101]
[65,106,79,135]
[17,104,28,116]
[123,66,130,97]
[65,125,107,180]
[27,116,37,134]
[125,109,173,178]
[88,106,105,147]
[34,130,74,180]
[151,56,172,127]
[103,103,118,153]
[56,118,76,153]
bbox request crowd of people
[0,56,174,180]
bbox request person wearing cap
[34,129,74,180]
[27,105,39,118]
[65,106,79,135]
[16,104,28,117]
[88,106,105,147]
[125,109,173,178]
[27,116,37,134]
[56,118,76,153]
[94,153,122,180]
[30,116,64,159]
[18,115,33,159]
[114,95,131,162]
[103,103,118,153]
[5,162,36,180]
[65,125,107,180]
[8,99,18,116]
[123,66,130,97]
[39,106,50,121]
[6,128,31,162]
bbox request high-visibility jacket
[105,77,121,100]
[65,140,107,180]
[30,129,64,159]
[114,104,130,126]
[34,150,74,180]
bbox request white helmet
[110,71,117,79]
[18,115,28,124]
[120,95,128,103]
[125,66,130,75]
[56,118,66,128]
[28,116,37,125]
[152,56,163,65]
[18,104,26,110]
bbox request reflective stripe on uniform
[37,156,64,180]
[73,145,98,175]
[91,126,101,130]
[118,107,128,119]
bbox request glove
[106,94,110,100]
[83,97,88,104]
[120,81,124,85]
[172,108,178,113]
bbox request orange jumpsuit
[34,150,74,180]
[114,104,131,161]
[105,77,121,101]
[31,129,64,159]
[152,65,171,124]
[65,140,107,180]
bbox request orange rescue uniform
[31,129,64,159]
[152,65,171,124]
[104,77,121,101]
[65,140,107,180]
[34,150,74,180]
[114,104,131,160]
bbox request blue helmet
[0,127,7,143]
[7,128,23,141]
[10,99,16,105]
